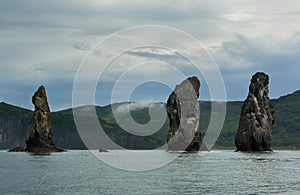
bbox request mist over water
[1,150,299,194]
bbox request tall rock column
[166,76,205,152]
[235,72,275,151]
[26,86,63,152]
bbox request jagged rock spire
[235,72,275,151]
[26,86,63,152]
[166,76,205,152]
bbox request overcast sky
[1,0,300,111]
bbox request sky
[0,0,300,111]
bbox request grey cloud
[212,32,300,100]
[124,47,200,76]
[73,42,91,51]
[0,0,232,37]
[126,48,183,60]
[33,67,46,72]
[218,33,300,68]
[64,70,78,74]
[94,50,102,56]
[279,10,300,16]
[1,0,300,110]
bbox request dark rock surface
[166,76,205,152]
[235,72,275,151]
[8,146,26,152]
[25,86,64,153]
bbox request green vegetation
[0,102,32,119]
[0,90,300,149]
[272,91,300,149]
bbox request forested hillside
[0,91,299,149]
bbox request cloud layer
[0,0,300,110]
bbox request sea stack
[25,86,64,153]
[166,76,205,152]
[235,72,275,152]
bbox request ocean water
[0,150,299,194]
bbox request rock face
[8,146,26,152]
[25,86,64,153]
[235,72,275,151]
[166,76,205,152]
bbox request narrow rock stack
[166,76,205,152]
[235,72,275,151]
[25,86,63,153]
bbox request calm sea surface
[0,150,299,194]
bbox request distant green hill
[0,91,299,150]
[272,91,300,149]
